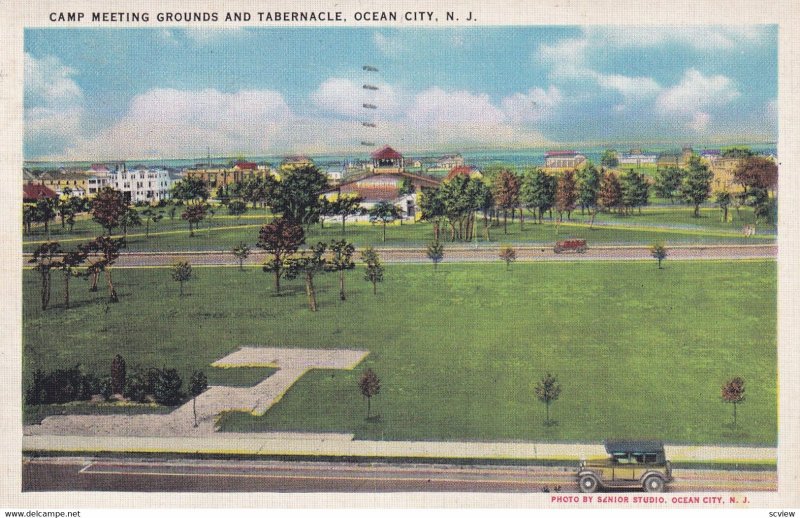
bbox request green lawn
[23,204,774,253]
[23,261,777,445]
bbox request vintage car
[554,238,588,254]
[576,440,673,493]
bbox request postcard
[2,0,798,512]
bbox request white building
[619,153,658,166]
[109,166,175,203]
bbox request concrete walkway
[21,434,776,464]
[24,347,369,438]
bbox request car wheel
[643,475,665,493]
[579,474,599,493]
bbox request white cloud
[584,26,769,50]
[310,77,407,119]
[184,28,248,44]
[373,32,411,58]
[501,86,563,123]
[25,53,86,155]
[61,88,292,159]
[595,74,661,101]
[656,68,739,115]
[25,53,82,105]
[687,111,711,133]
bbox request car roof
[604,439,664,454]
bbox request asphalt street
[22,457,777,493]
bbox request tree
[80,236,126,302]
[55,247,88,309]
[171,177,210,205]
[171,261,193,296]
[734,156,778,195]
[715,190,733,222]
[232,242,251,271]
[29,241,61,310]
[272,165,329,225]
[576,162,601,221]
[152,368,184,406]
[721,376,746,428]
[368,201,400,243]
[601,149,619,168]
[258,217,305,295]
[189,371,209,428]
[141,208,164,238]
[34,198,57,240]
[331,195,365,235]
[23,205,37,235]
[499,246,517,270]
[358,368,381,419]
[284,242,327,312]
[419,187,447,241]
[721,147,754,159]
[111,354,126,396]
[555,170,578,221]
[91,187,127,235]
[621,170,650,215]
[181,203,208,237]
[361,246,384,295]
[521,169,557,224]
[227,200,248,221]
[649,241,668,269]
[654,167,685,204]
[681,156,713,217]
[534,372,562,425]
[492,170,520,234]
[327,240,356,301]
[597,171,623,215]
[119,207,142,238]
[426,240,444,271]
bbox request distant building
[184,161,269,189]
[280,155,314,171]
[619,153,658,166]
[323,146,440,219]
[109,166,174,203]
[23,183,57,203]
[38,171,89,197]
[436,154,464,170]
[544,150,586,169]
[445,165,482,181]
[371,146,405,173]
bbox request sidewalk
[22,434,776,464]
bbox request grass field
[22,205,775,253]
[23,261,776,445]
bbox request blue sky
[24,26,777,160]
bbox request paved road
[22,457,776,493]
[26,244,772,267]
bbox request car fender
[639,471,669,483]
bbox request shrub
[24,365,95,404]
[111,354,126,395]
[124,371,149,403]
[152,368,184,406]
[99,377,113,401]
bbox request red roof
[445,165,477,181]
[235,161,258,170]
[23,184,57,201]
[545,150,580,157]
[371,146,404,160]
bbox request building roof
[89,164,111,173]
[445,165,478,181]
[23,184,57,200]
[545,150,581,157]
[604,440,664,455]
[235,161,258,170]
[371,146,404,160]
